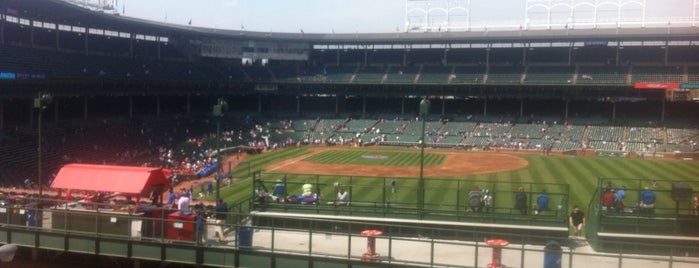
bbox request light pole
[418,97,430,215]
[212,97,228,201]
[34,92,52,199]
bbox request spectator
[639,186,655,216]
[601,188,616,213]
[390,179,396,194]
[214,198,228,243]
[482,189,493,213]
[207,181,213,196]
[569,205,586,236]
[468,186,483,212]
[514,186,527,215]
[178,191,191,216]
[166,189,177,208]
[615,185,626,212]
[336,187,349,206]
[535,190,549,215]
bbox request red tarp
[51,164,170,194]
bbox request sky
[113,0,696,33]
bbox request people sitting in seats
[255,187,269,203]
[601,188,616,213]
[535,190,549,215]
[282,182,318,204]
[335,188,349,206]
[639,186,655,216]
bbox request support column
[29,101,34,127]
[83,96,89,120]
[128,96,133,119]
[611,101,616,123]
[335,95,339,115]
[54,98,59,123]
[565,100,570,121]
[362,96,367,117]
[258,95,262,113]
[483,99,488,117]
[441,97,445,115]
[84,29,89,56]
[661,98,666,123]
[296,96,301,116]
[156,96,161,117]
[520,99,524,118]
[186,94,191,114]
[401,98,405,115]
[0,99,3,130]
[568,45,573,66]
[1,16,4,44]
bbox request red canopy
[51,164,170,195]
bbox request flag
[122,4,125,14]
[300,29,304,35]
[241,24,245,30]
[188,19,192,26]
[6,8,18,15]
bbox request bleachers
[418,65,452,84]
[576,65,629,85]
[441,121,477,135]
[523,66,575,85]
[383,66,419,84]
[510,123,547,139]
[343,119,377,133]
[632,65,684,83]
[486,66,524,84]
[450,65,486,84]
[688,66,699,83]
[353,66,386,84]
[587,125,624,142]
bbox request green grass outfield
[221,146,699,214]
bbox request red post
[360,230,383,262]
[485,239,509,268]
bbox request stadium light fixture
[34,92,52,200]
[418,97,430,216]
[213,98,228,201]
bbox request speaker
[671,183,693,201]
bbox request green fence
[252,171,570,225]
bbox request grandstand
[0,0,698,267]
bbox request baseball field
[217,146,699,214]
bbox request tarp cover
[51,164,170,194]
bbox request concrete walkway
[221,228,699,268]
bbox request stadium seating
[576,65,629,85]
[523,65,575,85]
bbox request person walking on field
[569,205,585,237]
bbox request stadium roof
[10,0,699,45]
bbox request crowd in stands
[0,110,697,192]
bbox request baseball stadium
[0,0,699,267]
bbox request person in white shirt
[335,188,349,206]
[178,191,191,216]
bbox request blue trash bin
[544,240,562,268]
[237,227,254,247]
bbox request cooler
[166,211,197,241]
